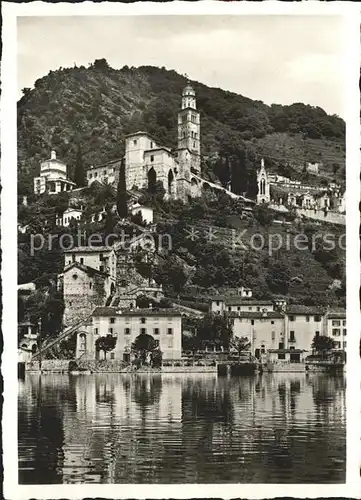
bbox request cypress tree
[117,159,128,219]
[74,144,85,187]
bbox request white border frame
[2,1,361,499]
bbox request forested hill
[18,60,345,194]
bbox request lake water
[18,372,346,484]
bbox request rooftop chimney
[51,150,56,160]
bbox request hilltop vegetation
[18,60,345,194]
[18,61,345,323]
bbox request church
[124,84,202,201]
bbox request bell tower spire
[177,84,200,162]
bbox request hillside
[18,60,345,194]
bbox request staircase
[32,315,92,360]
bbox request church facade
[124,85,202,201]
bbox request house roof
[286,305,326,315]
[326,311,346,319]
[229,311,284,319]
[63,261,110,277]
[63,246,114,254]
[92,307,182,318]
[268,349,306,353]
[226,298,274,306]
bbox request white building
[76,307,182,361]
[86,159,121,186]
[34,150,76,195]
[130,203,154,224]
[63,246,117,282]
[325,310,346,350]
[256,159,271,204]
[210,297,274,315]
[56,207,83,227]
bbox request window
[150,141,153,148]
[248,307,252,311]
[251,320,254,326]
[290,346,295,350]
[289,315,295,321]
[133,140,137,146]
[140,317,146,324]
[103,170,106,176]
[110,318,115,324]
[110,352,115,360]
[237,306,240,311]
[271,331,275,340]
[290,331,295,342]
[154,328,159,335]
[278,353,285,360]
[342,320,346,326]
[108,328,113,335]
[168,337,173,349]
[315,331,320,338]
[332,328,341,336]
[72,253,76,262]
[257,307,260,312]
[314,315,321,322]
[150,155,154,162]
[343,329,347,336]
[306,316,310,322]
[167,328,173,335]
[72,274,78,280]
[68,301,72,306]
[271,321,274,325]
[228,306,231,312]
[99,265,104,272]
[89,282,92,289]
[95,172,98,177]
[80,257,84,264]
[124,328,130,335]
[332,320,341,326]
[216,301,220,306]
[343,341,347,348]
[140,328,146,335]
[94,328,98,335]
[334,341,341,349]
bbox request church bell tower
[177,84,200,165]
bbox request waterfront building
[33,150,76,195]
[284,305,325,351]
[230,310,285,358]
[76,307,182,360]
[325,309,346,350]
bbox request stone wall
[26,359,71,372]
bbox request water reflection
[18,373,346,484]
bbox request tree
[311,335,335,354]
[116,159,128,219]
[197,313,233,350]
[253,205,273,227]
[266,259,291,295]
[95,334,117,360]
[229,336,251,356]
[131,333,159,365]
[74,144,86,187]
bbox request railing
[32,315,92,360]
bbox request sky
[17,15,346,117]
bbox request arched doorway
[148,167,157,193]
[168,169,175,196]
